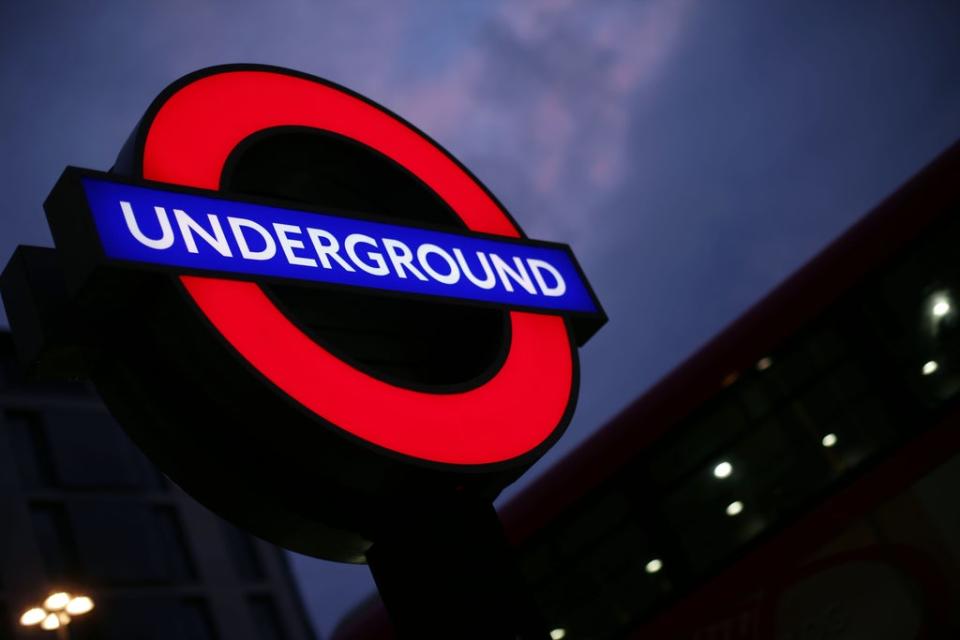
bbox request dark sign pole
[367,493,549,639]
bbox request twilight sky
[2,1,960,636]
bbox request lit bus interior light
[922,360,939,375]
[713,461,733,479]
[550,628,567,639]
[931,296,951,318]
[726,501,744,517]
[756,356,773,371]
[821,433,838,448]
[645,558,663,574]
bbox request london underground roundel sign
[31,65,605,560]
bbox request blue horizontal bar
[80,176,598,315]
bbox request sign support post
[367,494,549,638]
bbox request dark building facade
[0,333,317,640]
[334,143,960,638]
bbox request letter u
[453,249,496,290]
[120,201,174,250]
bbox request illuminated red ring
[139,69,573,465]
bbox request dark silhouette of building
[333,142,960,639]
[0,332,318,640]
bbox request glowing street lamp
[43,592,71,611]
[20,592,94,638]
[65,597,94,615]
[19,608,46,626]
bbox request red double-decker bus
[335,140,960,639]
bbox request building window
[249,597,287,640]
[0,602,10,640]
[4,410,57,489]
[179,599,218,640]
[94,597,216,640]
[153,507,197,582]
[68,503,196,585]
[42,409,165,491]
[4,408,168,492]
[0,348,21,388]
[29,502,80,580]
[221,522,265,581]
